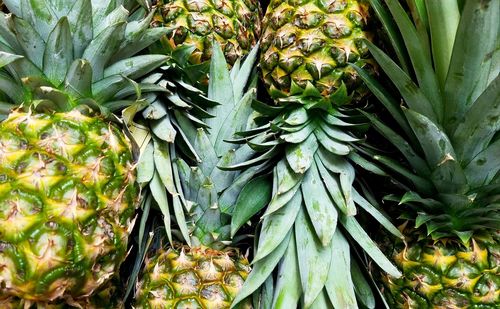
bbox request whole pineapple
[134,43,259,308]
[0,0,167,305]
[152,0,262,65]
[356,0,500,307]
[260,0,375,100]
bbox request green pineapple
[221,1,403,308]
[0,0,167,305]
[152,0,262,65]
[133,43,260,308]
[355,0,500,307]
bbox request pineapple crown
[355,0,499,243]
[0,0,168,117]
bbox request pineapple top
[0,0,167,115]
[356,0,500,242]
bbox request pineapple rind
[260,0,375,100]
[0,110,138,302]
[135,246,251,309]
[153,0,262,64]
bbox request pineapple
[134,42,260,308]
[222,1,404,308]
[355,0,500,307]
[0,0,167,305]
[260,0,375,100]
[152,0,262,65]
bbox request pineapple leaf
[352,189,403,239]
[22,0,58,41]
[64,60,92,98]
[310,290,332,308]
[0,52,23,68]
[233,43,259,102]
[271,230,302,309]
[348,151,387,176]
[324,230,357,309]
[44,17,73,86]
[314,127,350,155]
[301,163,338,247]
[404,109,467,193]
[295,206,332,307]
[286,133,318,174]
[453,76,500,163]
[252,190,301,263]
[316,159,353,216]
[0,73,25,104]
[151,114,176,143]
[13,16,45,68]
[351,259,377,309]
[444,0,499,131]
[68,0,93,59]
[137,142,154,184]
[82,21,125,82]
[364,40,437,122]
[104,55,168,80]
[150,171,172,245]
[340,216,401,278]
[385,0,443,122]
[360,111,429,176]
[219,164,262,213]
[464,138,500,189]
[153,137,177,195]
[281,122,315,144]
[230,175,272,237]
[425,0,459,88]
[230,231,291,308]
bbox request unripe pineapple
[153,0,262,64]
[135,246,251,308]
[0,0,168,305]
[260,0,374,100]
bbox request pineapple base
[135,246,252,309]
[381,235,500,308]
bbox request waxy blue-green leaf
[385,0,443,121]
[230,231,291,308]
[444,0,499,131]
[353,189,402,238]
[0,73,25,104]
[231,175,272,237]
[275,160,303,193]
[94,5,128,37]
[281,122,315,144]
[151,114,176,143]
[464,139,500,189]
[453,76,500,163]
[193,128,218,176]
[285,107,309,126]
[0,52,23,69]
[137,142,154,184]
[153,137,176,195]
[301,163,337,246]
[150,171,172,245]
[104,54,168,80]
[232,43,258,101]
[142,100,167,120]
[310,290,331,309]
[13,16,45,68]
[314,127,350,155]
[348,152,386,176]
[325,230,357,309]
[340,216,401,278]
[319,121,359,142]
[172,195,191,246]
[67,0,92,58]
[365,40,436,122]
[295,206,332,307]
[253,190,301,262]
[64,59,92,98]
[219,165,261,213]
[264,180,301,216]
[271,230,301,309]
[351,259,376,309]
[21,0,58,41]
[82,21,125,81]
[286,133,318,174]
[316,159,353,216]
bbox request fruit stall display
[0,0,497,308]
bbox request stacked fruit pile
[0,0,497,308]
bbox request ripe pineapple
[260,0,375,100]
[152,0,262,65]
[355,0,500,307]
[0,0,167,305]
[134,43,259,308]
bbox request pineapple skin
[0,110,138,303]
[153,0,262,65]
[260,0,375,100]
[135,246,252,309]
[382,234,500,308]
